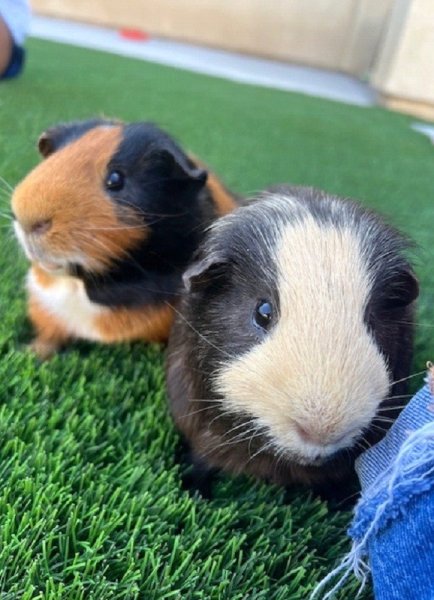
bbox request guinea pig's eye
[253,300,273,331]
[105,170,125,191]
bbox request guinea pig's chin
[36,254,99,277]
[39,262,69,276]
[284,435,357,467]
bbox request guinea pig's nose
[295,422,323,445]
[29,218,52,236]
[295,421,348,446]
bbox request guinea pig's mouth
[14,222,98,275]
[279,427,363,467]
[291,449,341,468]
[294,450,346,468]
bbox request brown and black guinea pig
[166,186,419,500]
[11,118,239,359]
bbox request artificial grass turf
[0,38,433,599]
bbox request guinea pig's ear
[159,149,208,188]
[37,118,119,158]
[183,251,228,293]
[384,268,419,309]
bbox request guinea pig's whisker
[370,423,390,435]
[272,446,289,475]
[76,234,182,295]
[247,424,269,457]
[0,198,12,209]
[189,366,218,379]
[354,441,369,454]
[247,439,275,464]
[187,398,223,404]
[73,235,115,269]
[378,400,411,409]
[84,234,188,296]
[376,404,410,413]
[168,305,238,362]
[373,416,396,426]
[0,210,12,221]
[179,402,221,420]
[146,211,190,219]
[392,320,434,329]
[220,419,259,440]
[389,369,426,387]
[145,217,179,228]
[354,434,370,452]
[207,408,244,430]
[185,399,226,408]
[243,188,263,198]
[228,427,262,447]
[0,186,10,195]
[336,488,361,507]
[118,196,190,219]
[83,225,148,232]
[202,423,264,458]
[383,393,413,400]
[0,175,14,193]
[179,407,213,420]
[93,221,189,274]
[2,232,18,248]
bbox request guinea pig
[166,186,419,496]
[11,118,239,359]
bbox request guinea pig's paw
[180,452,219,500]
[26,337,62,361]
[310,476,360,511]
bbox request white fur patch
[28,268,107,341]
[14,221,33,261]
[215,214,390,464]
[14,222,102,273]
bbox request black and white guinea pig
[166,186,419,494]
[11,118,238,359]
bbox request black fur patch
[90,122,216,307]
[38,118,118,157]
[105,122,210,271]
[185,185,418,400]
[73,263,182,308]
[168,185,418,482]
[46,119,222,308]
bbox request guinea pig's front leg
[27,298,70,360]
[179,443,218,499]
[309,472,360,510]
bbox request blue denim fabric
[350,383,434,600]
[312,381,434,600]
[1,42,25,80]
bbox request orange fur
[12,127,147,273]
[190,155,238,215]
[205,172,238,215]
[14,131,238,358]
[32,264,57,288]
[29,264,173,354]
[94,304,174,343]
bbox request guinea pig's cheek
[13,220,49,263]
[213,330,390,463]
[212,344,288,423]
